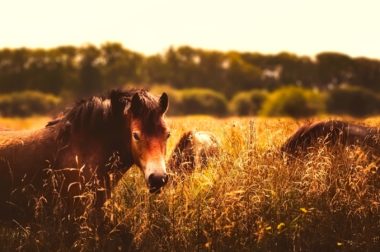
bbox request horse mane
[46,88,160,144]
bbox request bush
[230,90,268,116]
[326,85,380,116]
[260,86,324,118]
[180,88,228,116]
[0,91,61,117]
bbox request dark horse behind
[281,120,380,158]
[0,89,171,222]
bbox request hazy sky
[0,0,379,58]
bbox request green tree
[352,58,380,91]
[100,43,143,87]
[78,45,103,95]
[326,85,380,116]
[316,52,354,87]
[224,53,262,96]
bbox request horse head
[111,90,170,193]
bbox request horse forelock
[131,91,162,116]
[128,90,168,135]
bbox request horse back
[281,120,380,155]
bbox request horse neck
[75,114,135,170]
[116,114,134,168]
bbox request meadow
[0,116,379,251]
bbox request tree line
[1,43,380,98]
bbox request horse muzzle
[148,172,169,193]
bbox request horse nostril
[148,173,168,191]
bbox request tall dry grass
[0,116,379,251]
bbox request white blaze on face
[144,157,167,182]
[141,137,167,183]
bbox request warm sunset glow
[0,0,379,58]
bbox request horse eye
[166,132,171,139]
[132,132,141,141]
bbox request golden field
[0,116,380,251]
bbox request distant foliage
[260,86,324,118]
[149,85,183,116]
[326,85,380,116]
[2,83,380,117]
[2,44,380,117]
[2,44,380,99]
[0,91,61,117]
[230,90,268,116]
[179,88,228,116]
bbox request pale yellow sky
[0,0,379,58]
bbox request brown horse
[281,120,380,157]
[0,89,170,221]
[168,131,219,173]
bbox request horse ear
[159,92,169,114]
[110,90,126,116]
[130,93,142,115]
